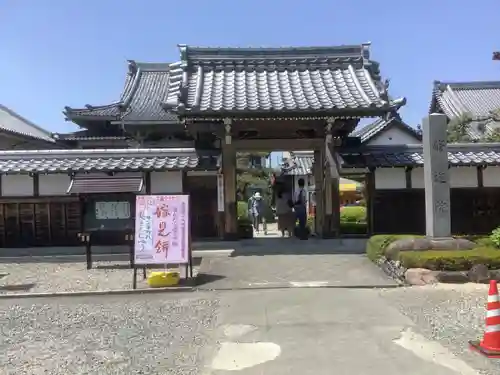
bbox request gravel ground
[0,261,199,295]
[380,283,500,374]
[0,292,219,375]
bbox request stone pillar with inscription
[422,113,451,238]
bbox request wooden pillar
[216,173,225,239]
[222,118,238,240]
[313,148,324,236]
[366,168,376,236]
[323,118,341,238]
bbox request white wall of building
[0,170,185,197]
[2,175,34,196]
[150,171,183,194]
[39,174,71,195]
[366,127,421,146]
[367,166,485,189]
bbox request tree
[235,152,273,201]
[483,129,500,142]
[447,113,472,143]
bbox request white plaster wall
[150,171,183,194]
[39,174,71,196]
[375,168,406,189]
[411,167,425,189]
[450,167,478,188]
[387,166,480,189]
[366,127,421,146]
[2,174,33,196]
[483,166,500,187]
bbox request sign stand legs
[186,253,194,279]
[132,267,147,290]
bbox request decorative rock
[490,269,500,281]
[405,268,433,286]
[385,237,475,259]
[467,264,491,283]
[421,271,439,284]
[435,271,469,284]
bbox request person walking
[294,178,308,240]
[250,192,264,233]
[275,188,294,237]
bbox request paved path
[210,288,484,375]
[0,286,489,374]
[197,237,396,289]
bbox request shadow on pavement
[194,273,226,286]
[95,258,202,270]
[0,283,36,292]
[230,238,367,256]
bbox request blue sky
[1,0,499,141]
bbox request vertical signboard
[134,195,190,265]
[217,174,225,212]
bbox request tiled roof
[64,62,182,124]
[431,81,500,140]
[55,130,128,141]
[281,152,314,175]
[281,144,500,172]
[67,176,144,194]
[285,153,314,176]
[341,143,500,168]
[0,105,55,143]
[349,112,421,143]
[168,44,406,118]
[0,148,219,174]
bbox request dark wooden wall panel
[372,188,500,235]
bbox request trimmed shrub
[398,247,500,271]
[475,237,497,247]
[365,234,421,262]
[237,201,249,219]
[340,206,366,223]
[340,222,367,235]
[491,227,500,248]
[237,217,253,239]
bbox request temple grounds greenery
[367,232,500,271]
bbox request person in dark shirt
[294,178,308,240]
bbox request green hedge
[398,247,500,271]
[340,222,367,234]
[366,234,419,262]
[340,206,366,223]
[237,201,248,219]
[366,234,500,271]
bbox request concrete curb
[0,281,407,299]
[0,286,195,299]
[0,249,234,264]
[195,283,405,292]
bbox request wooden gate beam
[233,138,322,151]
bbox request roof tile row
[0,148,219,173]
[66,43,405,122]
[282,144,500,174]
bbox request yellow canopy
[339,177,362,192]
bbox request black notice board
[83,194,136,232]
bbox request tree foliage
[447,113,472,143]
[235,152,273,201]
[446,110,500,143]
